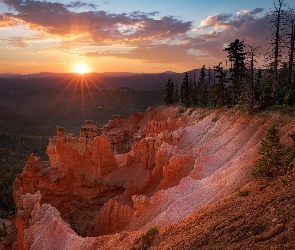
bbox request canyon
[1,105,295,249]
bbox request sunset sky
[1,0,295,74]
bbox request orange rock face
[11,106,295,249]
[13,122,124,236]
[13,191,42,250]
[88,199,135,236]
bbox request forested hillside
[0,106,51,217]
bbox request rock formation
[6,105,295,249]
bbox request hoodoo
[3,106,295,249]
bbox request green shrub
[139,226,159,250]
[238,189,249,197]
[198,114,206,121]
[175,107,186,118]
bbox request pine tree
[189,72,197,106]
[277,62,289,104]
[164,78,174,105]
[213,62,227,108]
[284,83,295,105]
[198,65,208,107]
[259,70,275,108]
[174,81,179,103]
[224,39,247,104]
[180,72,191,107]
[254,69,263,103]
[207,67,214,108]
[252,124,282,179]
[247,46,260,113]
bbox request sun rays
[50,72,110,114]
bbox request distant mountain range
[0,71,179,79]
[0,70,203,91]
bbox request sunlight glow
[73,63,89,74]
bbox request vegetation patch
[238,189,249,197]
[198,114,206,121]
[252,124,295,180]
[139,226,159,250]
[175,107,186,118]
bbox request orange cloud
[0,1,276,71]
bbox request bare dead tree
[269,0,288,101]
[248,46,260,113]
[288,17,295,89]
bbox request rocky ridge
[2,106,295,249]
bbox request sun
[73,63,89,74]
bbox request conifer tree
[254,69,263,104]
[260,70,275,108]
[207,67,214,108]
[224,39,247,104]
[180,72,191,107]
[247,46,260,112]
[174,81,179,103]
[213,62,227,108]
[164,78,174,105]
[198,65,208,107]
[277,62,289,104]
[252,124,282,178]
[189,72,197,106]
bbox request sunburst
[73,63,89,74]
[50,71,110,116]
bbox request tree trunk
[288,19,295,90]
[273,0,283,102]
[249,50,254,113]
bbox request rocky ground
[147,176,295,249]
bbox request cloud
[1,0,192,40]
[195,7,270,64]
[81,43,197,65]
[8,36,29,47]
[0,1,272,68]
[248,8,265,15]
[200,8,265,30]
[200,13,232,28]
[65,1,97,9]
[0,14,19,27]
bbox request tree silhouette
[164,78,175,105]
[198,65,208,107]
[224,39,247,104]
[213,62,227,108]
[268,0,288,101]
[180,72,191,107]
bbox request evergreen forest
[164,1,295,111]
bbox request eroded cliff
[4,106,295,249]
